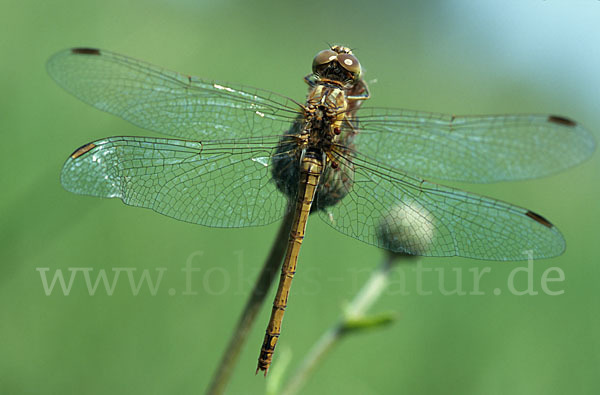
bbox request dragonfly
[47,45,595,375]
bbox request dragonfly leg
[346,79,370,100]
[304,74,318,87]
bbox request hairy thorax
[271,83,356,211]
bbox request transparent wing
[352,108,596,183]
[318,150,565,260]
[61,136,289,227]
[47,48,302,140]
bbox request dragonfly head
[312,45,361,86]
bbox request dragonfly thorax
[304,84,348,149]
[271,82,354,213]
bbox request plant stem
[206,205,295,395]
[281,252,413,395]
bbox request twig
[281,252,414,395]
[206,205,295,395]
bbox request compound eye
[337,53,361,75]
[312,49,338,69]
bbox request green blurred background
[1,1,599,394]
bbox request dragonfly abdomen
[257,151,323,375]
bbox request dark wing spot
[525,211,553,228]
[548,115,577,127]
[70,143,96,159]
[71,48,101,56]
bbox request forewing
[352,108,596,183]
[61,136,288,227]
[47,48,302,140]
[318,151,565,260]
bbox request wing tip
[547,115,577,127]
[69,142,96,159]
[525,210,554,228]
[71,47,101,56]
